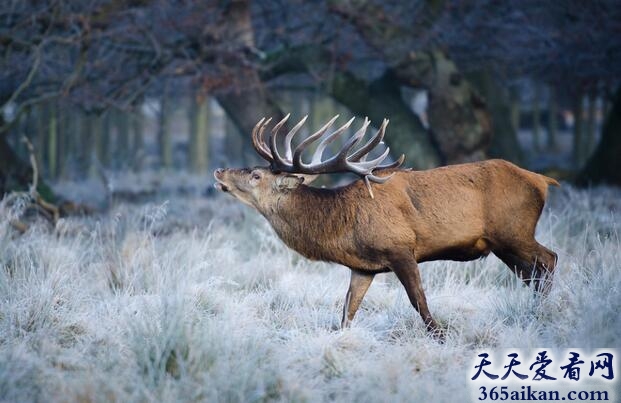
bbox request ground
[0,174,619,402]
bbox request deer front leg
[390,255,443,339]
[341,270,375,328]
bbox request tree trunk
[585,90,597,156]
[216,88,284,167]
[78,113,92,178]
[56,108,70,179]
[422,50,491,163]
[116,111,130,169]
[225,112,248,165]
[468,71,524,164]
[330,71,441,169]
[35,103,49,175]
[131,111,144,171]
[0,121,56,201]
[572,93,585,167]
[208,98,227,167]
[73,110,86,178]
[211,0,285,166]
[329,3,491,163]
[263,47,443,168]
[0,134,31,197]
[577,86,621,186]
[509,90,520,136]
[47,104,58,178]
[88,114,102,177]
[602,86,612,116]
[158,93,173,168]
[532,83,541,152]
[13,108,31,158]
[547,86,559,151]
[188,94,209,173]
[95,111,111,168]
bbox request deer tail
[542,175,560,187]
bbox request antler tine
[377,153,405,170]
[260,119,275,156]
[349,146,391,171]
[251,117,265,146]
[363,171,397,199]
[309,115,343,164]
[366,172,396,183]
[345,150,404,179]
[284,115,308,162]
[292,115,344,166]
[349,118,388,162]
[329,118,367,163]
[293,115,339,162]
[268,116,289,169]
[271,113,290,135]
[343,117,371,160]
[252,117,274,161]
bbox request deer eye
[251,172,261,180]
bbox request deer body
[214,115,558,337]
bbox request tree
[188,93,209,172]
[578,86,621,186]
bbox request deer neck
[261,185,353,261]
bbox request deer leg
[341,270,375,328]
[494,243,557,296]
[531,244,557,296]
[390,256,442,338]
[495,249,534,286]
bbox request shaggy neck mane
[261,183,361,260]
[280,184,357,228]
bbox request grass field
[0,180,619,402]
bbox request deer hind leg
[531,244,557,295]
[390,255,442,339]
[494,242,557,296]
[341,270,375,328]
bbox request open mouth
[213,169,230,192]
[214,181,229,192]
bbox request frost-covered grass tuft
[0,184,619,402]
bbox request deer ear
[275,175,304,190]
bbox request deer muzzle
[213,168,229,192]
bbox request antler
[251,114,405,196]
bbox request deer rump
[214,115,558,338]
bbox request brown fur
[214,159,559,337]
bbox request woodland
[1,0,620,206]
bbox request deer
[213,114,559,337]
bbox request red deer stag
[213,115,559,336]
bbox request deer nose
[214,168,225,179]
